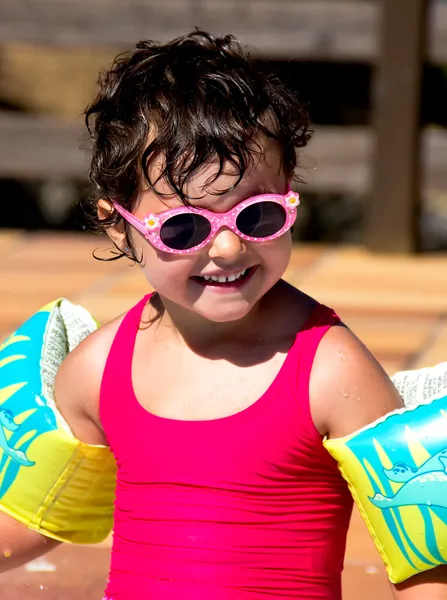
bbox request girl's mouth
[191,266,258,289]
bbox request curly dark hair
[83,29,312,259]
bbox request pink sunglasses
[112,187,299,255]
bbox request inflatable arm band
[324,393,447,584]
[391,363,447,408]
[0,299,116,544]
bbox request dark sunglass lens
[159,214,211,250]
[236,202,287,238]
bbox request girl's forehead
[138,144,284,213]
[139,176,283,215]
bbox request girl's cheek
[127,231,145,256]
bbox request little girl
[53,30,445,600]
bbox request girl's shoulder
[279,284,405,441]
[54,310,128,445]
[309,323,404,440]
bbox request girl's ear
[98,199,127,250]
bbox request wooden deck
[1,228,447,598]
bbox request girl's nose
[207,228,246,262]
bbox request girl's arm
[0,511,60,573]
[310,324,447,599]
[392,567,447,599]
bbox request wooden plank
[1,0,447,63]
[298,127,373,194]
[2,114,447,196]
[366,0,427,252]
[429,1,447,62]
[1,113,90,179]
[0,0,380,60]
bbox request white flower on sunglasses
[143,214,160,230]
[285,192,300,208]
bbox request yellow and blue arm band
[324,393,447,583]
[0,299,116,544]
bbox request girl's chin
[156,292,255,323]
[192,297,257,323]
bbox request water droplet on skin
[341,390,349,398]
[338,351,347,360]
[365,565,378,575]
[25,558,57,573]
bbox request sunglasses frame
[112,187,300,255]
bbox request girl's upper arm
[54,324,114,446]
[309,324,404,439]
[0,510,61,573]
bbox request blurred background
[1,0,447,251]
[1,2,447,600]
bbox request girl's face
[106,140,293,324]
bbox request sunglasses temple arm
[112,203,150,238]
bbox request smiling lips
[193,267,256,287]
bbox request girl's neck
[152,293,265,352]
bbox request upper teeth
[203,269,247,283]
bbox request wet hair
[83,29,312,260]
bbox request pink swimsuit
[101,295,353,599]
